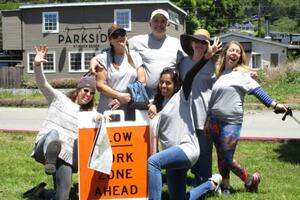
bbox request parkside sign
[58,26,109,48]
[58,33,108,44]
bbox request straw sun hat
[180,29,211,55]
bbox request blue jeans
[148,146,191,200]
[147,146,214,200]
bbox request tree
[270,17,298,33]
[172,0,246,35]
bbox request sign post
[78,111,150,199]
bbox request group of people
[23,8,289,200]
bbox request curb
[240,136,290,141]
[0,128,38,134]
[1,128,299,141]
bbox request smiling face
[159,73,176,99]
[150,15,169,38]
[225,43,242,69]
[191,39,208,55]
[76,87,95,106]
[109,29,127,50]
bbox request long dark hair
[153,67,182,112]
[109,39,135,69]
[67,89,95,111]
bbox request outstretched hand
[205,37,222,60]
[34,44,48,66]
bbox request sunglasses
[191,38,208,45]
[83,88,95,95]
[111,30,126,39]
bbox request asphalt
[0,107,299,140]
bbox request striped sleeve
[250,86,273,107]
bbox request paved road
[0,107,299,139]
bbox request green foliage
[245,59,300,109]
[22,78,78,89]
[172,0,244,34]
[270,17,298,33]
[0,3,19,10]
[0,132,78,200]
[172,0,300,35]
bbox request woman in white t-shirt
[206,41,288,195]
[92,23,146,120]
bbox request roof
[219,32,300,50]
[18,0,186,15]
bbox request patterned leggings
[208,116,249,182]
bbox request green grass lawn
[1,132,300,200]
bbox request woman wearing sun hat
[179,28,220,187]
[90,23,146,120]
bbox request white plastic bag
[88,121,113,175]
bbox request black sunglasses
[111,29,126,39]
[83,89,95,95]
[191,38,208,45]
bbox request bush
[22,78,78,89]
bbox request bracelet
[273,103,278,109]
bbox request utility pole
[257,0,262,37]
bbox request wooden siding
[0,66,23,88]
[3,3,186,80]
[2,10,22,50]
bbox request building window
[252,54,262,69]
[69,52,96,72]
[270,53,279,67]
[168,10,179,25]
[42,12,59,33]
[114,9,131,31]
[28,52,55,73]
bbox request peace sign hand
[33,44,48,66]
[204,37,222,60]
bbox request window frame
[168,9,179,25]
[42,11,59,33]
[251,53,262,69]
[27,51,56,73]
[68,51,96,73]
[114,9,131,31]
[270,53,279,67]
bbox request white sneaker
[209,174,222,196]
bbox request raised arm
[33,45,57,103]
[182,37,222,100]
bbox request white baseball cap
[150,9,169,21]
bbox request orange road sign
[78,123,150,199]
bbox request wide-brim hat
[107,23,126,38]
[180,29,211,55]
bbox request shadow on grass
[70,183,79,200]
[274,139,300,164]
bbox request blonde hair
[215,41,250,77]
